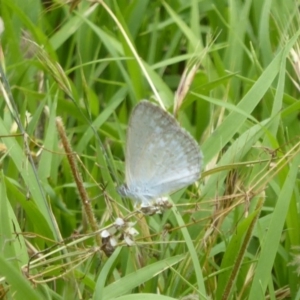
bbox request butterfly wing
[125,100,202,201]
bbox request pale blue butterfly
[118,100,202,208]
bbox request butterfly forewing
[124,100,202,201]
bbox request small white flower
[124,234,135,246]
[109,236,118,247]
[115,217,125,227]
[126,227,139,236]
[101,229,111,238]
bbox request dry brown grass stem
[55,116,102,248]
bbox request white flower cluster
[100,217,139,256]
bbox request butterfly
[118,100,202,209]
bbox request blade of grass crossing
[102,255,185,300]
[248,151,300,299]
[0,172,28,267]
[202,29,300,163]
